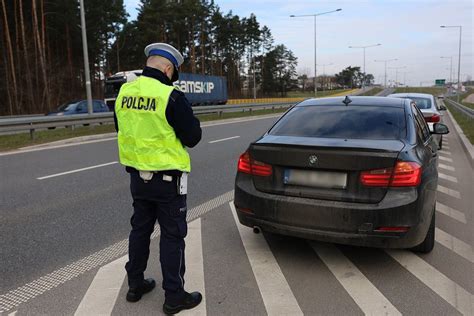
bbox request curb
[446,108,474,168]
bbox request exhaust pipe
[253,226,261,234]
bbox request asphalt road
[0,111,473,315]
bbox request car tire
[412,208,435,253]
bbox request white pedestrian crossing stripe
[387,250,474,315]
[436,202,467,224]
[439,163,455,171]
[181,219,207,316]
[311,242,401,315]
[439,151,452,155]
[435,228,474,263]
[437,185,461,199]
[74,256,127,316]
[439,156,453,162]
[438,172,458,183]
[229,202,303,315]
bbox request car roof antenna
[342,96,352,106]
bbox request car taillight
[238,151,272,177]
[360,167,392,186]
[360,161,421,187]
[238,152,252,174]
[425,114,440,123]
[391,162,422,187]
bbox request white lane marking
[311,242,401,316]
[37,161,118,180]
[387,250,473,315]
[435,228,474,263]
[0,114,283,156]
[439,151,452,156]
[181,219,206,316]
[439,163,455,171]
[0,191,233,314]
[437,185,461,199]
[438,172,458,183]
[8,311,17,316]
[74,256,127,316]
[229,202,303,315]
[439,156,453,162]
[444,145,451,150]
[208,136,240,144]
[436,202,467,224]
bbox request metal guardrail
[0,102,295,139]
[444,98,474,119]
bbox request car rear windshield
[405,97,431,109]
[58,102,79,111]
[269,105,406,140]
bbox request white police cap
[144,43,184,81]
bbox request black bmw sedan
[234,96,449,253]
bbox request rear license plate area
[284,169,347,189]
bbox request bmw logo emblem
[309,155,318,166]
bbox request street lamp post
[348,43,381,89]
[401,71,411,91]
[317,63,333,90]
[440,25,462,102]
[79,0,93,114]
[440,56,453,85]
[388,66,406,87]
[290,8,342,97]
[374,59,398,87]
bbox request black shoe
[163,291,203,315]
[126,278,156,302]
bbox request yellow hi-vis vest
[115,76,191,172]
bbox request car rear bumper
[234,174,436,249]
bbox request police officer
[114,43,202,315]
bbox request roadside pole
[79,0,93,114]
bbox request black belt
[126,166,182,177]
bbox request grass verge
[358,87,384,96]
[0,124,116,151]
[447,88,474,110]
[393,87,446,95]
[0,107,289,151]
[198,107,288,122]
[287,89,351,98]
[445,103,474,144]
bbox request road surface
[1,112,473,315]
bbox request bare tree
[31,0,50,111]
[1,0,18,114]
[19,0,35,112]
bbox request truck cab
[104,70,142,110]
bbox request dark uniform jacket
[114,66,202,174]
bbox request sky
[124,0,473,86]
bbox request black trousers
[125,171,187,302]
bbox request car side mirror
[439,105,447,111]
[432,123,449,135]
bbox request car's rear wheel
[412,208,435,253]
